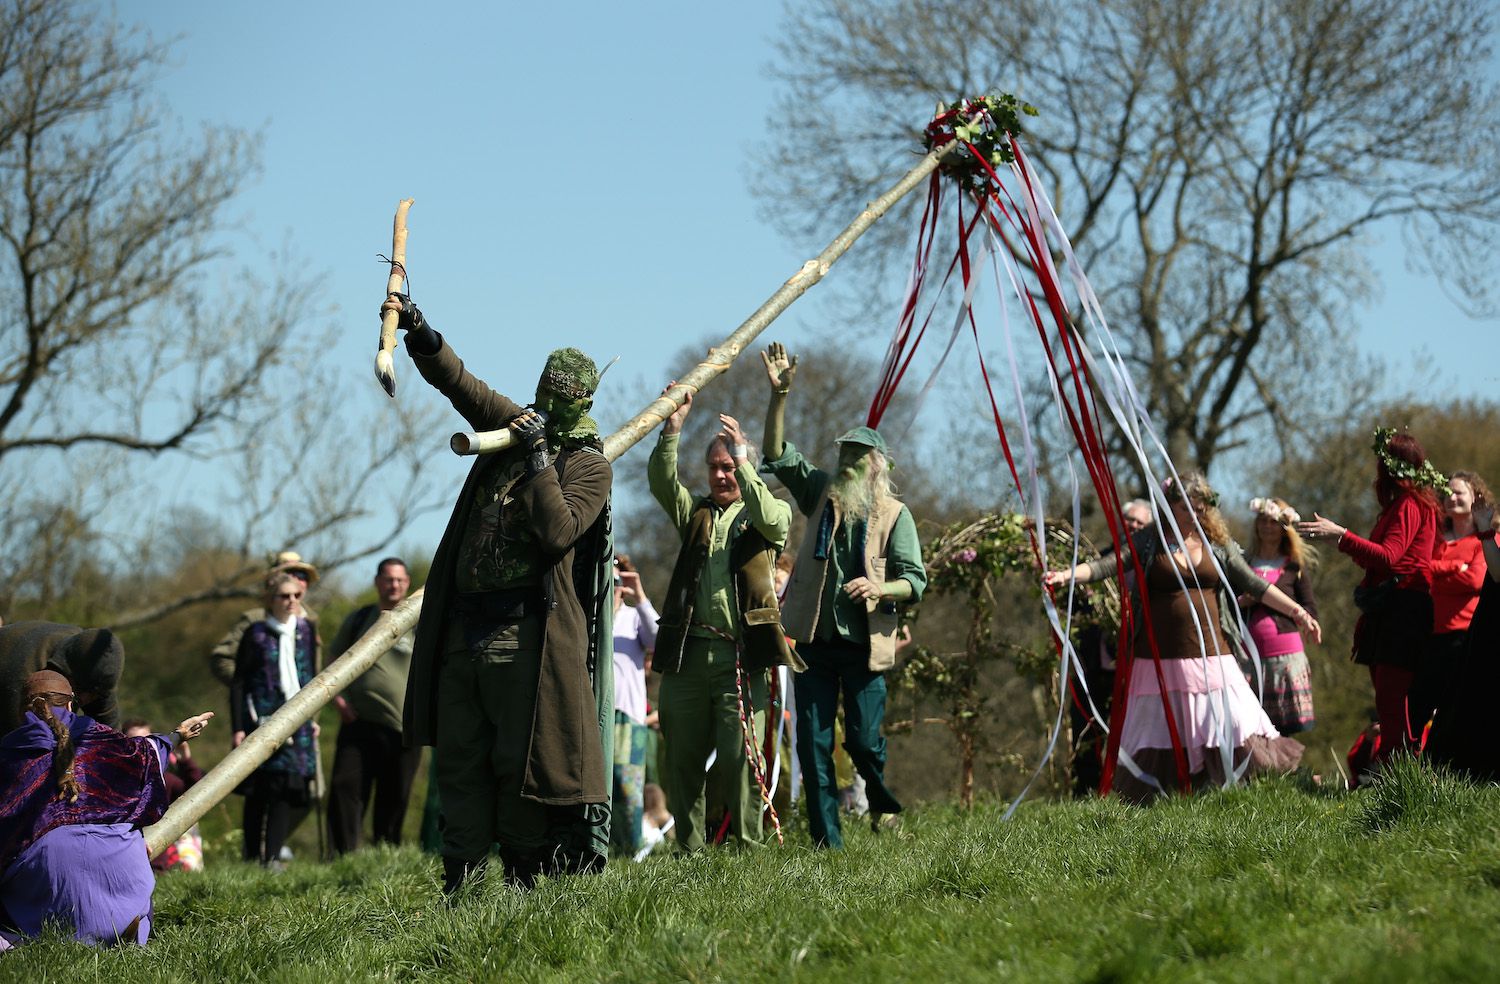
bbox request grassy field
[6,761,1499,983]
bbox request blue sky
[119,1,1498,578]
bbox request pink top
[1247,561,1304,657]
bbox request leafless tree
[0,0,445,623]
[758,0,1500,472]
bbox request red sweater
[1430,533,1486,633]
[1338,493,1437,592]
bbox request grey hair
[706,434,760,468]
[1122,499,1152,520]
[263,570,302,604]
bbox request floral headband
[1371,427,1449,492]
[1249,498,1300,524]
[1162,475,1219,509]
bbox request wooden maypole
[142,136,966,857]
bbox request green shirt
[330,604,415,733]
[648,433,792,638]
[762,440,927,644]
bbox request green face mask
[536,387,597,444]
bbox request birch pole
[374,198,415,397]
[142,136,965,859]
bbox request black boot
[499,848,544,890]
[441,855,486,902]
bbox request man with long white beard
[759,343,927,849]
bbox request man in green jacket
[648,388,797,851]
[327,557,419,854]
[759,342,928,849]
[383,294,614,895]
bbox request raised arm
[383,295,524,431]
[719,413,791,549]
[760,342,797,463]
[647,384,696,534]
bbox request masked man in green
[760,342,927,849]
[382,294,613,894]
[648,387,798,850]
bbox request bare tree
[758,0,1500,472]
[0,0,445,622]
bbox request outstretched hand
[761,342,798,393]
[1294,513,1345,542]
[175,711,214,742]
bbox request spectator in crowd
[1425,496,1500,779]
[209,551,322,687]
[610,554,659,855]
[1298,428,1443,766]
[123,719,205,873]
[1239,497,1319,734]
[1047,472,1317,803]
[384,294,614,894]
[649,386,795,852]
[1409,470,1492,739]
[0,670,212,948]
[761,342,927,847]
[0,623,125,734]
[1122,499,1153,534]
[327,558,420,855]
[231,571,319,868]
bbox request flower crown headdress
[1249,498,1301,524]
[1162,474,1219,509]
[1371,427,1449,492]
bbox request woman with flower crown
[1297,429,1443,768]
[1239,498,1320,734]
[1046,472,1317,803]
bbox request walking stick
[374,198,415,397]
[143,136,966,859]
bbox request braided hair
[28,692,80,803]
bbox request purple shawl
[0,709,167,872]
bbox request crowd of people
[1,302,1496,947]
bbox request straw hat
[268,550,320,585]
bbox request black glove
[511,409,548,450]
[387,293,428,332]
[512,409,550,477]
[525,447,552,477]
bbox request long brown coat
[402,332,611,807]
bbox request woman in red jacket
[1298,429,1444,766]
[1409,471,1493,741]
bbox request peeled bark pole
[142,137,965,858]
[454,139,967,457]
[374,198,415,397]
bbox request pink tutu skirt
[1112,654,1304,803]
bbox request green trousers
[435,614,549,861]
[794,640,902,849]
[657,636,768,851]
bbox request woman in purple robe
[0,670,213,949]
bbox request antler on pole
[374,198,415,398]
[142,137,966,858]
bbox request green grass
[7,762,1500,982]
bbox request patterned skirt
[1248,651,1316,734]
